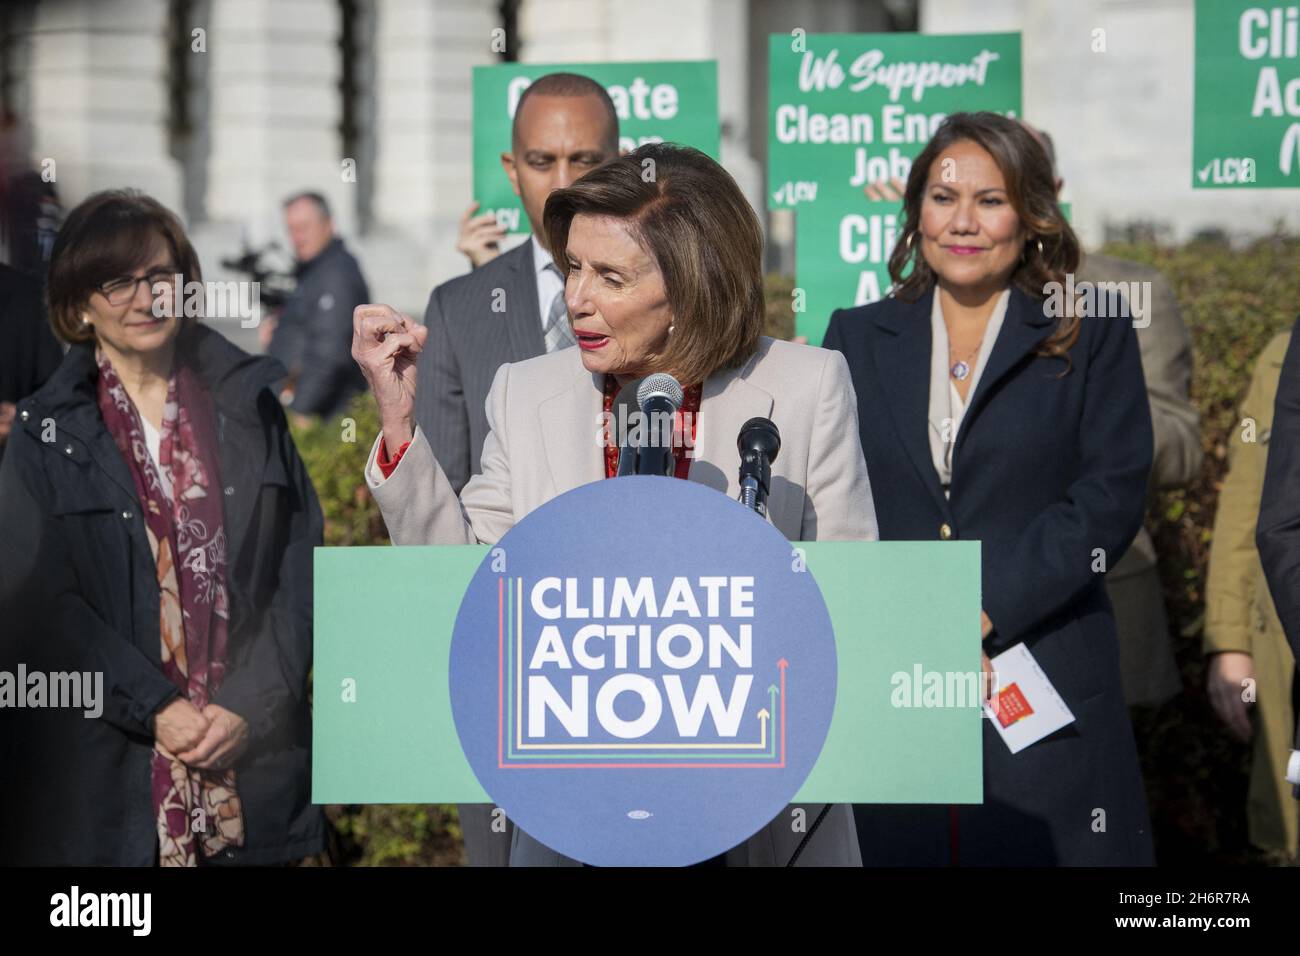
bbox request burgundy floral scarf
[96,350,245,866]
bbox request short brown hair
[889,112,1082,363]
[46,189,201,345]
[542,142,764,386]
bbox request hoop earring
[1036,237,1045,257]
[905,231,915,253]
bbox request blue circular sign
[448,477,837,866]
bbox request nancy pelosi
[351,143,878,866]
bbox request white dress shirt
[927,287,1011,498]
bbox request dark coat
[0,262,62,405]
[270,236,370,419]
[0,323,325,865]
[0,263,63,465]
[1256,318,1300,782]
[823,284,1156,865]
[1258,318,1300,666]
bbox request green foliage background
[1103,233,1300,865]
[294,241,1300,864]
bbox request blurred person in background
[1205,329,1298,862]
[0,122,65,463]
[0,190,325,865]
[0,261,62,463]
[1259,320,1300,666]
[1,118,63,279]
[862,122,1200,713]
[266,191,370,423]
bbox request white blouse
[140,415,174,504]
[926,287,1011,498]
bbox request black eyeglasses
[98,267,181,306]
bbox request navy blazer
[824,284,1157,865]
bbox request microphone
[635,373,684,477]
[611,377,644,477]
[737,417,780,518]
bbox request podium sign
[314,480,983,865]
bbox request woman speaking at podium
[352,143,877,867]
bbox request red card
[993,682,1034,728]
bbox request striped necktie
[543,264,577,352]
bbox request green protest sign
[767,32,1022,210]
[794,198,902,345]
[794,199,1072,346]
[1193,0,1300,188]
[767,31,1022,342]
[471,60,721,234]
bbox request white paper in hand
[982,643,1076,754]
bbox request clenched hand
[351,303,429,449]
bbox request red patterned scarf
[601,375,702,480]
[95,350,245,866]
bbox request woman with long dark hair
[824,112,1156,865]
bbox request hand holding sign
[863,176,906,201]
[457,201,505,268]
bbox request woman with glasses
[0,189,326,866]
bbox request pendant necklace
[949,342,982,381]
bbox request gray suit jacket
[413,240,546,494]
[366,337,878,865]
[1080,253,1202,706]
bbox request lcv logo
[502,575,788,767]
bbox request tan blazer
[365,335,878,866]
[1205,332,1297,859]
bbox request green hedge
[295,247,1300,865]
[291,399,470,865]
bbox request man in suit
[864,126,1201,709]
[413,72,620,865]
[414,73,620,493]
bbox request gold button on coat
[939,523,953,540]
